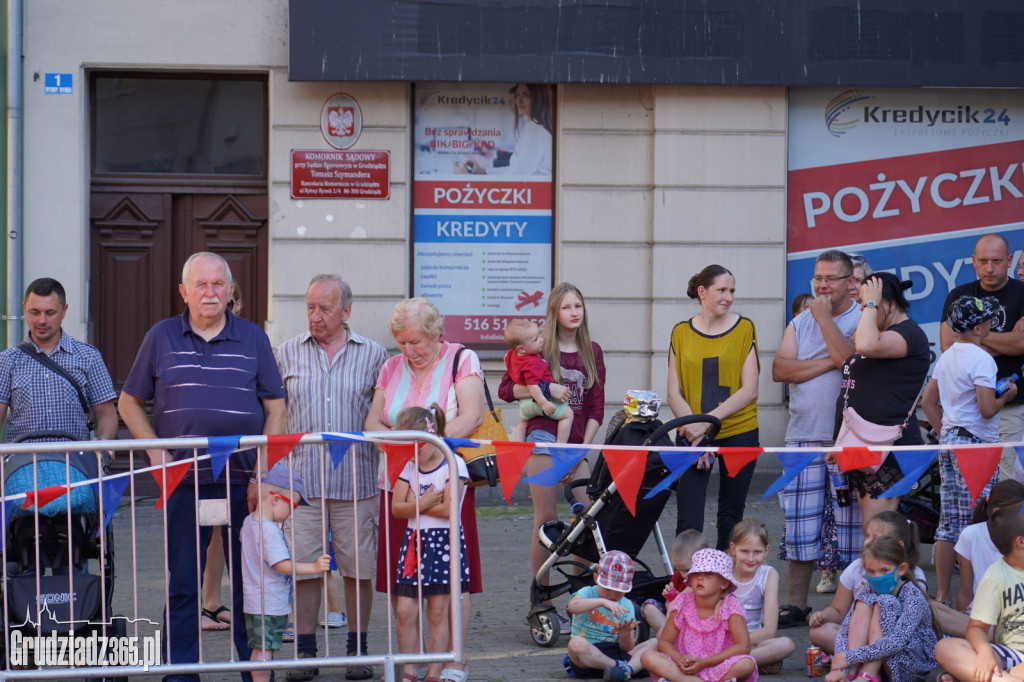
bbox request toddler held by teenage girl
[825,536,936,682]
[641,548,757,682]
[391,404,469,682]
[728,519,794,675]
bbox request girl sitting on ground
[728,519,795,675]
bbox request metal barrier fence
[0,432,462,680]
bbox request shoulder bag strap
[17,342,95,431]
[451,346,497,418]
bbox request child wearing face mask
[825,537,937,682]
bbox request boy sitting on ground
[564,551,655,681]
[504,318,573,442]
[935,500,1024,681]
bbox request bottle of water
[996,373,1019,398]
[829,462,851,508]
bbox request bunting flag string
[21,484,69,511]
[93,475,131,536]
[382,442,419,488]
[762,451,824,499]
[955,446,1002,505]
[880,449,939,499]
[834,447,881,472]
[321,434,354,469]
[207,435,241,482]
[521,447,589,486]
[150,459,193,509]
[601,448,648,516]
[643,451,702,500]
[266,433,306,470]
[719,447,763,478]
[493,442,534,505]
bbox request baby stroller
[1,432,124,677]
[526,394,720,647]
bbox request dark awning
[289,0,1024,87]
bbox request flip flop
[203,605,231,624]
[201,609,230,631]
[777,604,811,629]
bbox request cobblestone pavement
[90,468,940,681]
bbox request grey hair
[307,274,352,310]
[388,298,444,340]
[181,252,233,286]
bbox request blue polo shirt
[122,308,286,484]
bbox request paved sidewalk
[101,468,939,681]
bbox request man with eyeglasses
[772,250,862,627]
[940,233,1024,480]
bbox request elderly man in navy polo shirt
[119,252,286,682]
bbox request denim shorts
[526,427,556,455]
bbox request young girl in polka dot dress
[392,404,470,682]
[642,548,757,682]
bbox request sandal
[440,668,468,682]
[758,660,784,675]
[203,605,231,623]
[281,622,295,642]
[201,609,230,631]
[777,604,811,629]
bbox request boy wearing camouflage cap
[922,295,1017,606]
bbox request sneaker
[604,663,632,681]
[322,611,347,628]
[816,571,837,593]
[555,611,570,628]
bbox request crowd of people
[7,234,1024,682]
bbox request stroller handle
[644,414,722,447]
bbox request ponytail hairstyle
[871,271,913,312]
[393,403,447,438]
[971,479,1024,525]
[867,511,921,570]
[686,264,733,300]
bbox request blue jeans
[163,482,253,682]
[674,429,759,550]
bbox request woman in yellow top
[667,264,760,550]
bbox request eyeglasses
[268,490,299,509]
[810,275,853,284]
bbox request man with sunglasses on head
[940,233,1024,481]
[772,250,862,627]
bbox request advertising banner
[788,88,1024,365]
[413,83,554,347]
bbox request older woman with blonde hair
[365,297,484,682]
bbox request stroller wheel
[529,610,561,647]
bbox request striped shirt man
[276,325,386,500]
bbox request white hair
[181,252,233,286]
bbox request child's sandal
[857,674,881,682]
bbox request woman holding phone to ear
[667,264,760,551]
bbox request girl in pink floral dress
[642,549,757,682]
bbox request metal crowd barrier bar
[0,431,462,681]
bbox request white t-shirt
[398,455,469,531]
[241,514,293,616]
[840,557,927,592]
[933,341,999,441]
[955,521,1002,595]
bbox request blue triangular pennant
[1015,446,1024,475]
[443,438,478,452]
[762,450,825,499]
[643,451,703,500]
[321,435,354,469]
[880,449,939,499]
[207,435,240,482]
[93,475,130,537]
[522,447,589,486]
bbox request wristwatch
[865,301,877,309]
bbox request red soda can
[806,646,823,676]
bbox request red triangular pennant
[493,441,534,505]
[381,442,418,489]
[718,447,763,477]
[150,459,194,509]
[267,433,306,470]
[21,484,70,510]
[601,448,648,516]
[834,447,881,472]
[955,446,1002,505]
